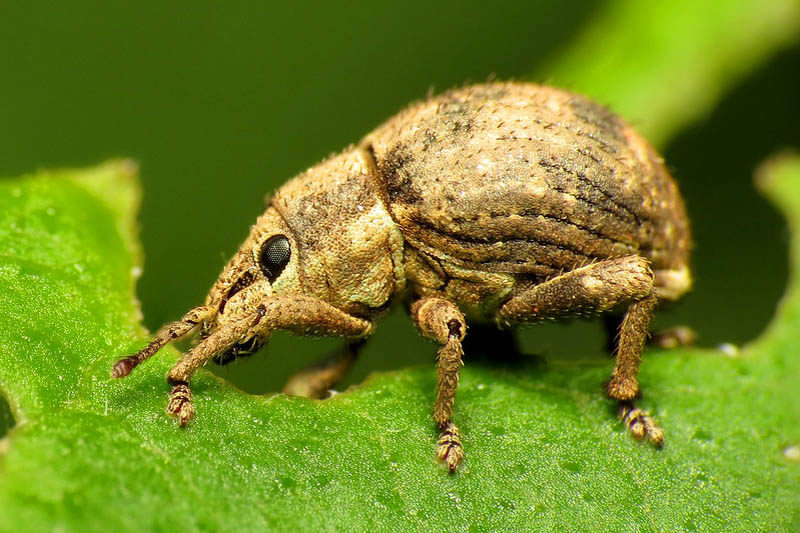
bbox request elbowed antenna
[111,305,211,379]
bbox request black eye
[259,235,291,283]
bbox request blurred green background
[1,1,798,394]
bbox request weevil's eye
[259,235,291,283]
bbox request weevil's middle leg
[282,340,365,399]
[411,297,467,473]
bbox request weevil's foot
[605,375,640,401]
[166,383,195,427]
[649,326,696,349]
[436,422,464,472]
[619,401,663,447]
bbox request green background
[0,1,798,393]
[1,2,799,532]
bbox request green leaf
[539,0,800,146]
[1,154,800,531]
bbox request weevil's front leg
[282,340,365,399]
[497,255,664,445]
[411,297,467,473]
[111,305,212,379]
[166,295,373,426]
[165,309,264,426]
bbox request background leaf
[542,0,800,146]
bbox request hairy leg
[411,297,467,472]
[282,340,365,399]
[497,255,664,444]
[165,308,266,426]
[165,295,373,425]
[114,294,373,426]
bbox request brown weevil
[112,82,691,472]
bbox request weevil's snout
[216,268,265,315]
[199,274,274,365]
[203,273,272,333]
[195,206,298,361]
[206,207,296,316]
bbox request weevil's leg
[411,297,467,473]
[166,309,266,426]
[497,255,664,445]
[111,305,212,379]
[497,256,654,326]
[619,400,663,446]
[606,291,664,446]
[648,326,696,349]
[255,294,374,340]
[606,290,656,401]
[166,295,373,426]
[607,314,696,351]
[282,340,365,399]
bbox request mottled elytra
[111,82,691,472]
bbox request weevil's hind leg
[648,326,696,349]
[609,314,696,351]
[411,297,467,473]
[165,309,266,426]
[619,400,663,446]
[282,340,365,399]
[497,255,665,446]
[605,291,664,446]
[605,291,656,400]
[111,305,211,379]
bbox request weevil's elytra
[111,82,691,472]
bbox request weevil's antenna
[111,305,210,378]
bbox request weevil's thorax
[271,149,406,317]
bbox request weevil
[112,82,691,472]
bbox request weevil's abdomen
[362,82,691,305]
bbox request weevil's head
[200,150,405,363]
[199,206,301,362]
